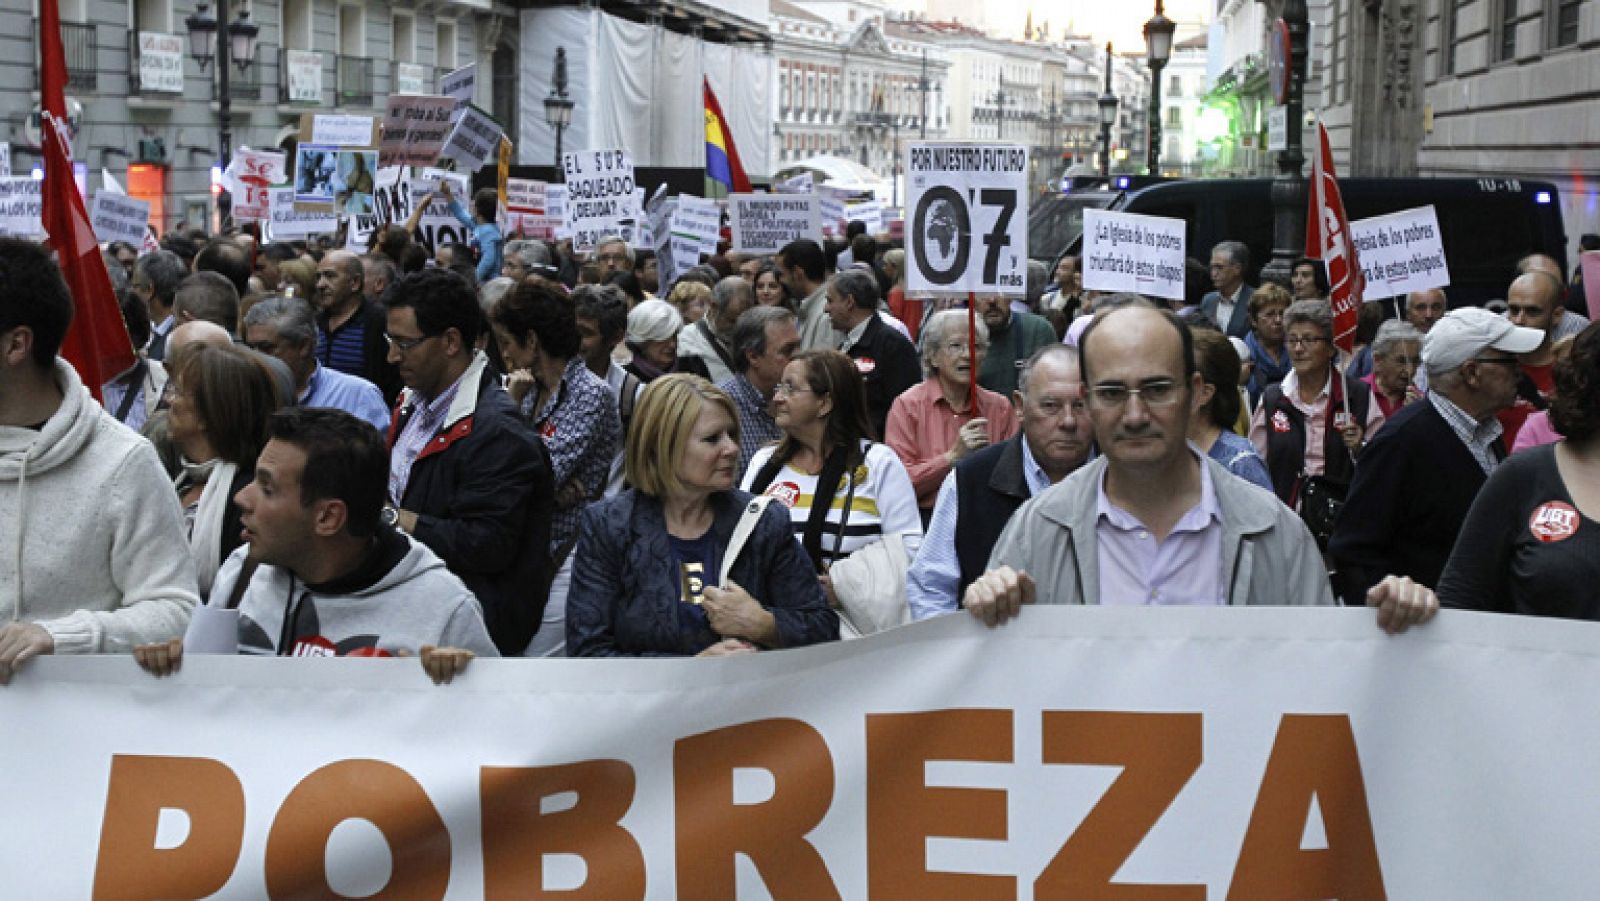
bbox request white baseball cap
[1421,306,1545,372]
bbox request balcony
[337,55,374,107]
[35,21,98,92]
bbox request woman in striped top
[741,350,922,598]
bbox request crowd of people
[2,217,1598,686]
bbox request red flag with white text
[39,0,133,400]
[1304,122,1364,355]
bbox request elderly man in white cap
[1330,307,1546,604]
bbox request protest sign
[0,177,44,236]
[674,195,722,258]
[774,171,814,194]
[1080,208,1188,301]
[819,193,846,236]
[295,115,379,214]
[905,142,1030,294]
[438,63,476,108]
[729,193,820,254]
[394,62,430,96]
[266,187,337,239]
[439,106,503,172]
[844,199,885,234]
[379,94,457,167]
[89,193,150,245]
[413,167,469,196]
[1349,205,1450,300]
[136,32,184,93]
[284,50,321,103]
[405,179,475,255]
[344,166,406,251]
[563,150,637,251]
[547,184,571,240]
[226,147,287,222]
[504,178,563,239]
[7,609,1600,897]
[650,197,683,288]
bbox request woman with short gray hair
[1249,299,1385,542]
[1363,320,1423,417]
[885,309,1017,516]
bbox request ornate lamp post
[1143,1,1175,174]
[185,0,258,168]
[1260,0,1309,286]
[1097,43,1119,177]
[543,47,575,170]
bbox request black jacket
[844,314,921,441]
[389,356,555,654]
[953,435,1034,600]
[1260,373,1370,504]
[1329,398,1500,605]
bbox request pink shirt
[1511,410,1560,454]
[885,377,1018,509]
[1095,450,1225,606]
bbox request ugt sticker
[1529,501,1579,543]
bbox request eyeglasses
[384,332,437,353]
[1472,356,1521,369]
[1286,335,1328,348]
[773,381,821,397]
[1086,379,1182,409]
[941,341,988,355]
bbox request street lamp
[1097,43,1119,177]
[1260,0,1309,286]
[543,47,575,170]
[184,0,258,169]
[995,89,1008,140]
[1144,0,1175,174]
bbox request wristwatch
[381,505,400,529]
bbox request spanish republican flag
[703,79,751,193]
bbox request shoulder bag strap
[720,496,776,586]
[114,359,147,422]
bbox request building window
[437,20,457,69]
[1168,74,1182,95]
[133,0,172,33]
[283,0,313,50]
[1166,107,1181,127]
[1441,0,1459,74]
[393,13,415,64]
[338,5,363,56]
[1495,0,1518,61]
[1549,0,1581,46]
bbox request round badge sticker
[1529,501,1579,543]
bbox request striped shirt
[741,442,923,567]
[716,374,782,479]
[388,375,466,505]
[315,302,370,378]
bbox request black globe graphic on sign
[913,185,970,286]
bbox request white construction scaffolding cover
[519,7,772,175]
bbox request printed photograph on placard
[294,144,338,203]
[333,150,377,215]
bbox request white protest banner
[89,193,150,245]
[438,63,476,108]
[729,193,820,254]
[0,177,44,236]
[0,142,10,177]
[379,94,457,167]
[1080,208,1188,301]
[563,149,637,251]
[5,609,1600,896]
[310,114,375,147]
[1349,205,1450,300]
[227,147,287,223]
[439,106,503,171]
[406,179,476,255]
[266,186,337,240]
[650,197,682,288]
[774,171,814,194]
[413,167,470,196]
[136,32,184,93]
[547,184,571,240]
[285,50,322,103]
[905,142,1030,294]
[819,193,846,236]
[844,199,885,234]
[345,166,407,251]
[395,62,430,96]
[505,177,544,214]
[674,194,723,258]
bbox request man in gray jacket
[964,303,1436,633]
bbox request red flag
[1304,121,1364,355]
[39,0,133,401]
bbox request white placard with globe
[903,142,1030,296]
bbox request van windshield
[1028,192,1117,262]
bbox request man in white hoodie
[0,238,199,684]
[136,407,496,683]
